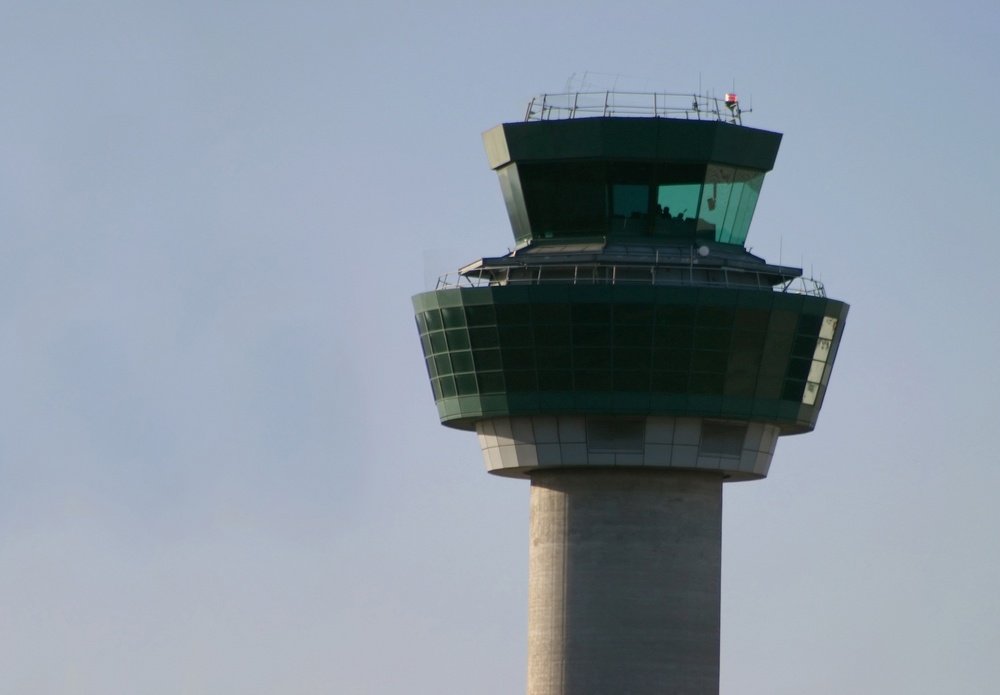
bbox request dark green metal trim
[483,118,782,171]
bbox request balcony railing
[524,91,747,124]
[436,264,825,297]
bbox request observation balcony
[436,265,825,296]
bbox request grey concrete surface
[527,469,723,695]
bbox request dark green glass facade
[485,118,782,247]
[413,285,848,433]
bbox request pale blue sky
[1,1,998,693]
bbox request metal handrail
[524,91,747,124]
[436,264,825,297]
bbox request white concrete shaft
[528,469,722,695]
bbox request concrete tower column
[528,469,722,695]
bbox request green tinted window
[727,171,763,246]
[450,351,474,373]
[521,164,607,238]
[477,371,505,394]
[697,167,765,246]
[610,184,651,237]
[655,183,702,239]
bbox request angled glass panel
[697,165,736,241]
[728,170,764,247]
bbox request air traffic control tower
[413,92,848,695]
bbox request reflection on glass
[803,382,819,405]
[819,317,838,340]
[802,316,839,405]
[655,183,702,239]
[726,170,764,246]
[516,162,768,245]
[611,184,652,237]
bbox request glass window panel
[439,376,457,398]
[535,347,571,370]
[473,349,503,371]
[433,354,452,375]
[431,377,443,400]
[768,310,798,335]
[614,370,650,391]
[656,306,695,326]
[464,305,497,326]
[722,370,757,398]
[689,372,724,394]
[537,370,573,390]
[796,314,823,337]
[572,303,611,323]
[477,371,505,394]
[534,324,572,346]
[428,332,448,354]
[531,303,571,324]
[575,371,612,391]
[468,326,500,349]
[615,347,652,369]
[420,334,432,355]
[498,324,534,347]
[615,304,655,325]
[455,374,478,395]
[786,358,811,380]
[692,351,728,372]
[732,330,766,351]
[802,381,820,405]
[812,338,832,362]
[819,316,839,340]
[728,170,764,247]
[733,309,770,331]
[424,310,443,331]
[495,304,529,324]
[575,347,612,369]
[791,335,817,358]
[613,324,652,346]
[807,360,825,383]
[697,165,736,241]
[445,329,470,350]
[698,307,735,328]
[610,184,651,237]
[573,323,611,346]
[505,370,537,391]
[521,163,607,238]
[441,307,466,328]
[654,326,694,348]
[755,374,782,400]
[652,348,691,369]
[781,379,805,401]
[694,328,732,351]
[651,371,688,392]
[655,183,702,240]
[450,351,475,373]
[501,347,536,368]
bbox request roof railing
[524,91,748,124]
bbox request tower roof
[483,95,783,249]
